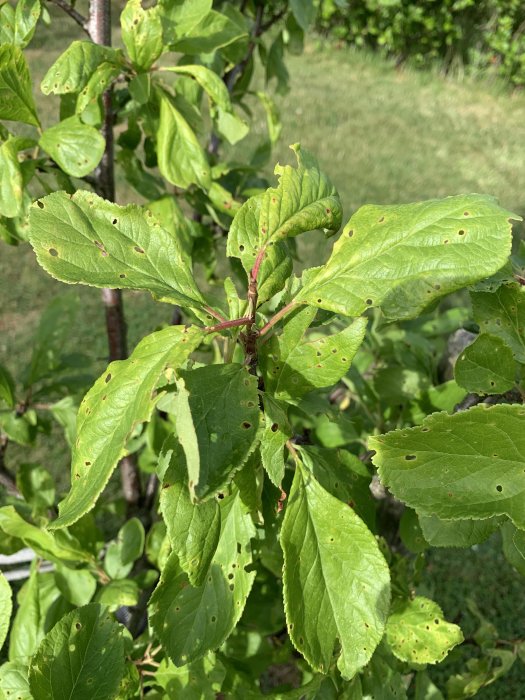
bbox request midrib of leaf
[65,620,96,700]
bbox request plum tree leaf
[150,491,256,665]
[0,662,32,700]
[121,0,163,70]
[260,395,292,488]
[41,41,121,95]
[454,334,516,394]
[227,144,342,277]
[166,364,260,500]
[0,572,12,653]
[471,283,525,362]
[419,514,503,548]
[28,604,126,700]
[501,521,525,576]
[49,325,204,530]
[29,190,206,309]
[39,116,105,178]
[160,445,221,586]
[370,404,525,528]
[167,9,247,54]
[281,456,390,679]
[261,306,367,403]
[0,138,23,218]
[0,44,39,126]
[161,64,231,110]
[297,195,519,319]
[76,62,122,114]
[386,597,463,665]
[157,90,212,190]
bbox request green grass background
[1,13,525,697]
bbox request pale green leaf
[455,334,516,394]
[49,325,204,530]
[29,190,205,309]
[290,0,315,31]
[41,41,120,95]
[28,604,126,700]
[157,90,212,189]
[149,491,256,665]
[419,514,503,548]
[104,517,145,579]
[153,653,225,698]
[0,3,16,44]
[168,9,247,54]
[471,283,525,362]
[297,195,518,320]
[0,506,92,565]
[121,0,163,70]
[227,144,342,278]
[0,44,39,126]
[146,194,193,258]
[370,404,525,528]
[162,64,231,110]
[95,580,140,610]
[0,662,32,700]
[261,307,367,403]
[168,364,260,500]
[256,90,282,144]
[15,0,41,47]
[386,597,463,665]
[39,115,105,177]
[160,445,221,585]
[0,573,12,653]
[214,106,249,145]
[54,565,97,606]
[260,395,292,488]
[76,62,122,113]
[158,0,212,40]
[501,521,525,576]
[0,140,23,218]
[281,457,390,679]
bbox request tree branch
[47,0,89,35]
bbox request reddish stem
[259,301,298,337]
[204,305,227,323]
[250,247,266,282]
[206,317,252,333]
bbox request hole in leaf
[405,455,416,461]
[211,616,216,622]
[458,229,465,236]
[366,298,373,305]
[317,298,322,303]
[271,423,279,432]
[443,239,449,244]
[112,218,117,224]
[49,248,58,257]
[134,246,145,254]
[239,245,245,252]
[496,484,503,492]
[105,373,112,383]
[37,200,44,209]
[120,273,126,279]
[242,421,252,429]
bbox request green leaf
[28,604,126,699]
[16,463,56,515]
[256,91,282,144]
[297,195,518,319]
[104,518,145,579]
[227,144,342,278]
[76,62,122,113]
[471,283,525,362]
[162,64,231,110]
[214,107,249,145]
[14,0,41,47]
[370,404,525,528]
[454,334,516,394]
[160,446,221,585]
[290,0,315,31]
[281,457,390,679]
[386,597,463,665]
[0,44,39,126]
[0,506,92,565]
[95,580,140,610]
[361,647,408,699]
[157,90,212,190]
[0,573,12,653]
[29,190,205,309]
[39,115,105,177]
[0,138,23,218]
[447,649,515,698]
[261,307,367,403]
[0,364,16,408]
[54,565,97,607]
[501,521,525,576]
[149,490,256,665]
[121,0,163,70]
[168,9,247,54]
[419,514,503,548]
[260,395,292,488]
[49,325,204,530]
[158,0,212,41]
[9,569,65,662]
[414,671,445,700]
[169,364,260,500]
[153,653,225,697]
[0,662,32,700]
[41,41,120,95]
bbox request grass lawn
[1,17,525,696]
